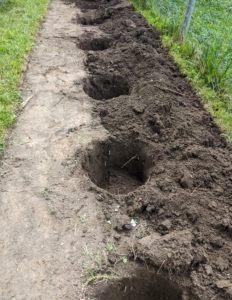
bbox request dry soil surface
[1,0,232,299]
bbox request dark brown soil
[83,74,130,100]
[83,138,153,194]
[75,0,232,299]
[77,33,112,51]
[93,269,184,300]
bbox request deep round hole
[83,75,130,100]
[89,272,184,300]
[77,36,112,51]
[77,12,106,25]
[77,9,111,26]
[76,0,104,10]
[77,13,106,26]
[82,139,153,194]
[76,0,120,11]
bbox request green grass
[131,0,232,140]
[0,0,49,150]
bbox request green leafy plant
[106,243,115,251]
[122,257,128,264]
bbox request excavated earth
[77,0,232,299]
[1,0,232,299]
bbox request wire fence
[138,0,232,95]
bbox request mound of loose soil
[75,0,232,299]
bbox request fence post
[179,0,196,42]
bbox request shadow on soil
[90,271,185,300]
[83,74,130,100]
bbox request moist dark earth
[57,0,232,299]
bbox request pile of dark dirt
[75,0,232,299]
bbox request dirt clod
[180,172,194,189]
[137,230,193,272]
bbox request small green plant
[122,257,128,264]
[80,245,118,287]
[43,187,50,200]
[79,214,86,223]
[106,243,115,251]
[83,270,118,287]
[87,268,95,278]
[82,245,94,256]
[34,186,52,200]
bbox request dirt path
[0,1,108,299]
[1,0,232,299]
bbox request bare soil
[1,0,232,299]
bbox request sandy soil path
[0,1,107,299]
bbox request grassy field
[0,0,49,151]
[131,0,232,139]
